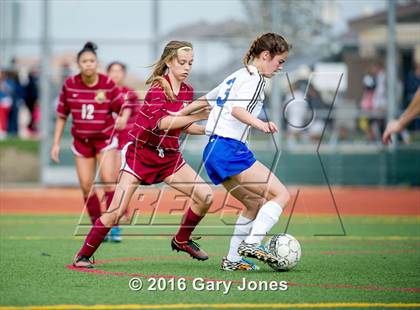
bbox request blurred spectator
[370,61,387,141]
[358,65,376,140]
[0,69,13,139]
[360,66,376,112]
[372,62,387,113]
[23,67,40,135]
[368,62,410,144]
[405,63,420,130]
[5,68,24,137]
[406,63,420,103]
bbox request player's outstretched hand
[256,120,278,133]
[268,121,278,133]
[169,105,211,117]
[195,107,211,120]
[51,144,60,163]
[382,120,402,144]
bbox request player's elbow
[231,106,245,118]
[157,118,169,131]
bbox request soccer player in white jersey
[175,33,290,270]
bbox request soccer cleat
[237,241,278,264]
[171,237,209,261]
[72,255,94,268]
[220,257,260,271]
[110,226,122,243]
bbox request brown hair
[106,61,127,73]
[243,33,289,74]
[146,40,193,101]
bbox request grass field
[0,188,419,309]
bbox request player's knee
[280,189,291,209]
[101,175,117,189]
[247,197,266,210]
[110,210,120,225]
[80,185,92,197]
[103,184,115,193]
[272,188,290,209]
[200,192,214,210]
[102,211,118,227]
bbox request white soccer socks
[245,201,283,245]
[226,214,254,262]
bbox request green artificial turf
[0,214,419,308]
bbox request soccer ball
[266,233,302,271]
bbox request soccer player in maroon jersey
[106,61,141,242]
[106,61,141,178]
[51,42,127,228]
[73,41,213,268]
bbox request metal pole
[11,1,20,61]
[386,0,397,149]
[271,0,282,149]
[0,1,10,65]
[151,0,160,62]
[40,0,51,184]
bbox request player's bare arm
[50,116,66,163]
[398,88,420,128]
[185,124,205,135]
[232,106,278,133]
[159,109,209,131]
[383,88,420,144]
[170,95,210,116]
[115,108,131,130]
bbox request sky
[2,0,388,78]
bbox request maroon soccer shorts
[120,142,185,184]
[72,136,118,158]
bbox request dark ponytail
[77,41,98,62]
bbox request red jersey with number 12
[56,73,125,139]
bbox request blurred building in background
[344,2,420,103]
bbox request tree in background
[240,0,333,57]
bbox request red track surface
[1,187,419,216]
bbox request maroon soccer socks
[76,218,111,260]
[84,194,101,224]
